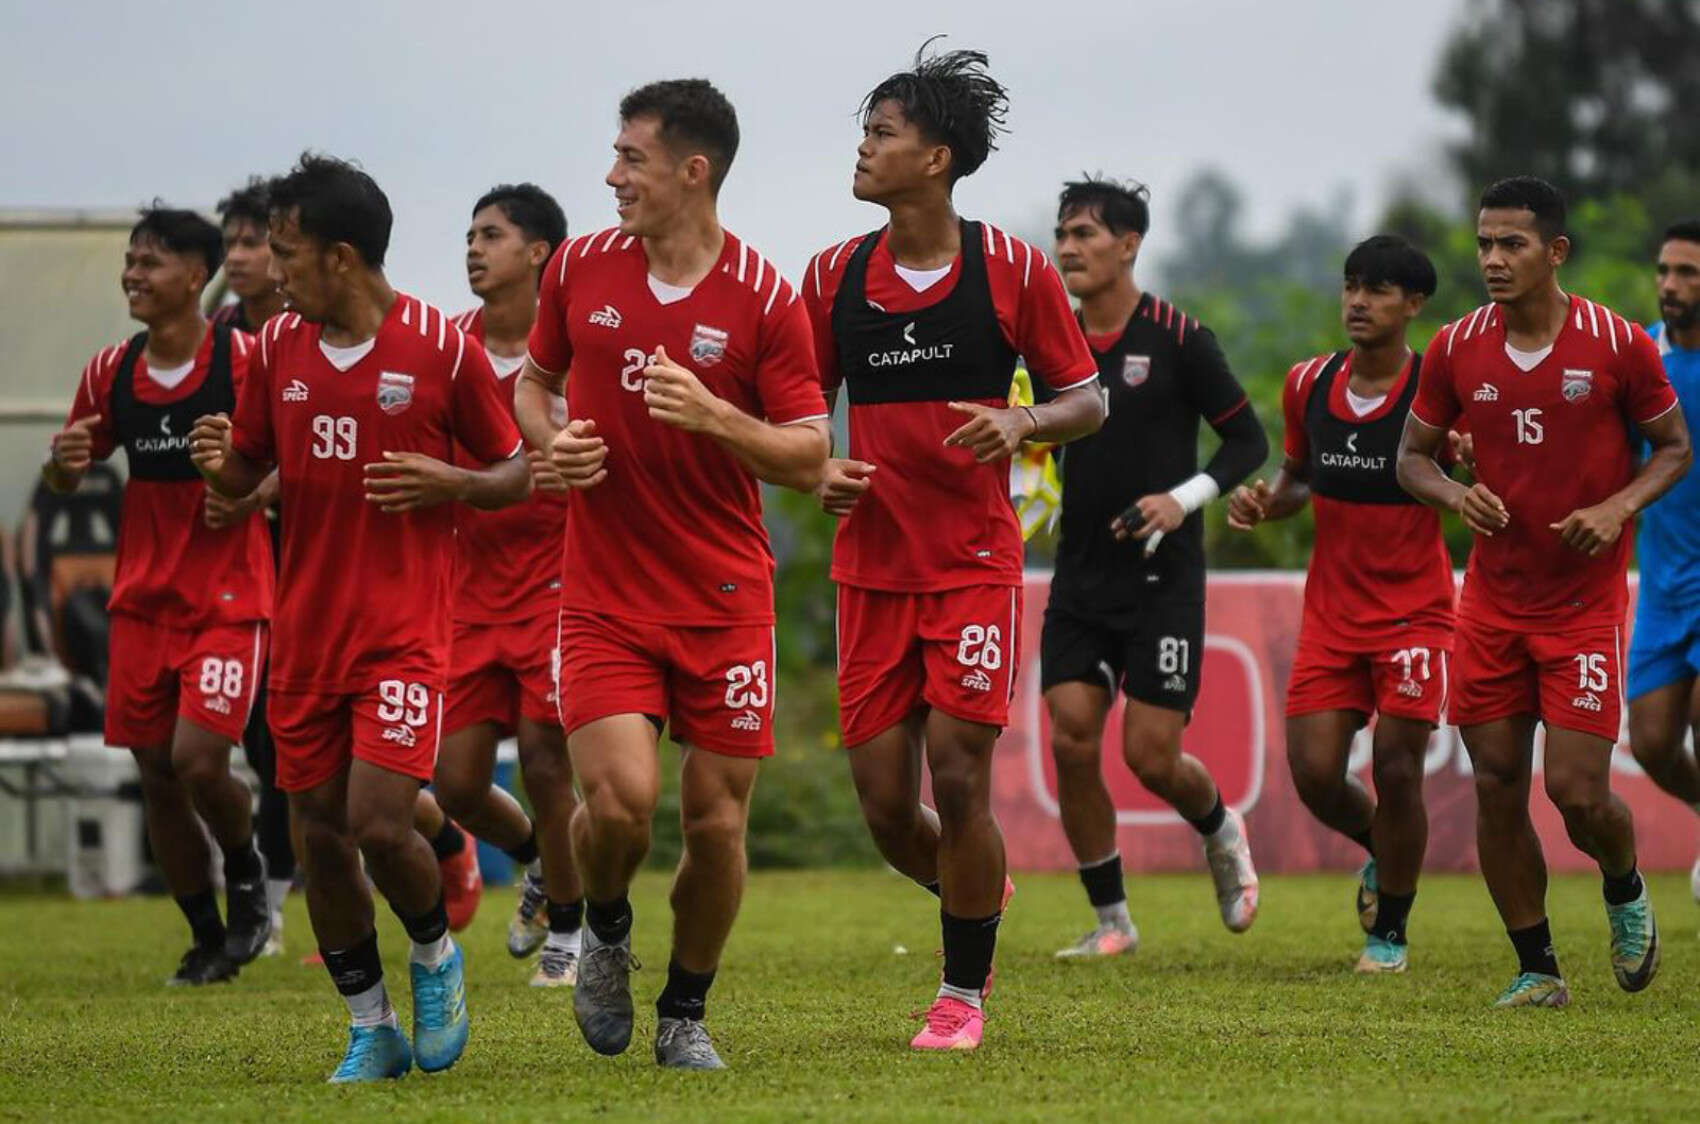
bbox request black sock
[1508,919,1561,978]
[223,837,263,883]
[1186,795,1226,837]
[1371,891,1415,945]
[919,879,941,898]
[656,958,716,1021]
[586,895,633,944]
[1602,864,1644,906]
[504,828,539,867]
[1078,853,1126,909]
[547,897,585,934]
[940,910,1001,995]
[322,931,384,996]
[1350,830,1375,857]
[176,888,226,949]
[428,820,467,860]
[391,895,449,946]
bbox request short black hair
[1479,175,1567,242]
[619,79,740,193]
[861,38,1009,183]
[267,151,393,267]
[1664,219,1700,249]
[1058,177,1150,237]
[216,176,270,233]
[1343,234,1438,297]
[473,183,568,256]
[130,204,223,280]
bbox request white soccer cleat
[1055,922,1139,959]
[1203,808,1259,933]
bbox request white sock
[1094,899,1133,931]
[345,980,398,1029]
[545,928,582,956]
[525,858,544,881]
[410,933,454,970]
[266,878,292,916]
[936,982,983,1010]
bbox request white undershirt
[146,359,195,390]
[318,338,377,372]
[648,275,695,305]
[895,263,952,293]
[1344,388,1387,418]
[1504,342,1553,372]
[486,349,525,378]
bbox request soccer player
[436,182,585,985]
[1626,220,1700,895]
[515,80,828,1070]
[191,154,530,1081]
[215,176,294,954]
[44,206,274,985]
[804,47,1105,1051]
[1228,235,1451,974]
[1397,176,1690,1007]
[1040,178,1266,960]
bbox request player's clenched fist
[644,345,725,434]
[527,449,569,493]
[1550,499,1630,556]
[49,414,101,473]
[189,413,234,479]
[942,400,1033,463]
[550,418,608,489]
[816,458,877,517]
[1455,481,1510,536]
[1227,479,1273,530]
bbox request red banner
[996,572,1700,873]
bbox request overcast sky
[1,0,1468,311]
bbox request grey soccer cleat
[573,926,639,1056]
[655,1017,726,1070]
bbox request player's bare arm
[41,413,101,494]
[204,469,279,529]
[944,382,1103,465]
[642,345,830,492]
[514,356,564,449]
[516,357,607,491]
[1228,458,1312,530]
[189,412,271,499]
[1550,405,1691,556]
[1396,413,1508,536]
[362,447,529,514]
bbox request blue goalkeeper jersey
[1636,321,1700,609]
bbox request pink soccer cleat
[910,996,984,1051]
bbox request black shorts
[1040,597,1204,713]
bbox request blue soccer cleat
[1354,933,1408,974]
[328,1023,413,1084]
[1607,886,1660,993]
[411,943,470,1073]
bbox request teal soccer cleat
[1493,972,1569,1008]
[1607,886,1660,993]
[328,1024,413,1084]
[1354,934,1407,974]
[411,943,470,1073]
[1356,858,1378,934]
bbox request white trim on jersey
[1005,587,1018,704]
[1638,399,1681,426]
[1048,372,1101,393]
[241,622,264,727]
[777,412,830,427]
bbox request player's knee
[1628,728,1680,777]
[680,801,747,859]
[1371,748,1423,802]
[1285,746,1339,807]
[298,816,354,872]
[169,743,227,793]
[928,753,990,824]
[1124,733,1179,792]
[349,807,415,862]
[1049,721,1101,774]
[582,781,654,840]
[430,764,486,823]
[130,746,178,790]
[1542,771,1607,821]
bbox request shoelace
[920,1001,975,1037]
[413,962,461,1030]
[657,1020,717,1062]
[334,1029,382,1077]
[583,943,641,990]
[517,877,547,924]
[539,946,577,975]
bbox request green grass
[1,870,1695,1122]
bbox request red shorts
[1450,619,1624,741]
[1286,635,1450,725]
[105,615,267,749]
[446,615,559,736]
[836,584,1021,748]
[555,610,775,758]
[268,679,445,792]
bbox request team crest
[376,371,415,415]
[1561,368,1594,403]
[1121,354,1151,388]
[690,324,729,367]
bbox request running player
[1626,220,1700,897]
[1228,235,1451,973]
[1397,176,1690,1007]
[515,80,829,1070]
[438,183,585,985]
[215,178,286,332]
[804,46,1105,1051]
[45,206,274,985]
[191,153,530,1081]
[1041,178,1266,959]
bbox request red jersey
[1410,296,1677,632]
[449,307,567,625]
[527,227,828,627]
[68,326,273,628]
[231,295,523,692]
[802,222,1098,593]
[1282,351,1454,649]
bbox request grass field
[2,869,1696,1122]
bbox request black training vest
[1303,350,1423,505]
[110,323,236,482]
[829,221,1018,405]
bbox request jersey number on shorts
[376,679,432,727]
[724,661,769,710]
[1392,646,1432,682]
[957,625,1004,670]
[1157,636,1190,675]
[1573,653,1609,692]
[198,658,244,699]
[310,415,359,460]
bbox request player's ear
[1548,234,1571,268]
[527,240,550,269]
[924,143,953,183]
[1121,231,1143,265]
[684,153,713,191]
[1406,291,1427,317]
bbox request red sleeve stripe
[1210,397,1250,426]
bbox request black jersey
[1043,294,1263,614]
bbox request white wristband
[1167,473,1220,515]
